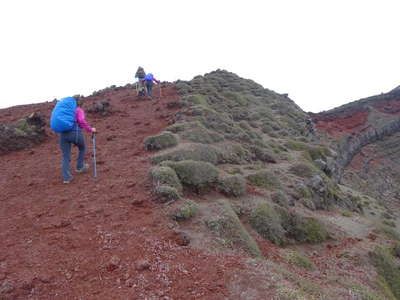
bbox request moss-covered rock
[151,143,220,165]
[246,170,282,190]
[206,200,262,257]
[149,166,182,192]
[167,160,219,193]
[249,202,286,246]
[217,175,247,197]
[144,131,178,151]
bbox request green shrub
[215,143,252,164]
[182,94,209,107]
[373,224,400,241]
[251,146,277,163]
[144,131,178,150]
[284,140,309,151]
[222,91,248,106]
[293,218,328,244]
[165,121,201,133]
[249,202,286,246]
[151,143,220,165]
[246,170,281,190]
[289,163,317,178]
[175,81,192,95]
[217,175,247,197]
[393,241,400,258]
[271,191,291,208]
[286,250,314,270]
[180,127,224,144]
[149,166,182,192]
[226,167,243,175]
[307,146,330,161]
[206,200,262,257]
[167,160,219,193]
[370,246,400,299]
[172,201,198,221]
[154,185,180,203]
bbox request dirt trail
[0,85,241,300]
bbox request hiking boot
[63,176,73,184]
[76,163,89,174]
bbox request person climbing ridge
[50,96,96,184]
[141,73,160,99]
[135,66,146,96]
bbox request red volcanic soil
[312,108,370,138]
[0,85,242,299]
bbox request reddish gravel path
[0,85,242,300]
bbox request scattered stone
[0,280,15,294]
[174,231,190,246]
[125,278,135,287]
[135,259,151,271]
[131,199,144,205]
[65,272,73,280]
[87,99,112,116]
[107,256,121,272]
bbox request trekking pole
[159,82,162,99]
[92,133,97,178]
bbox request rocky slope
[1,71,400,299]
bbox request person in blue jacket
[141,73,160,99]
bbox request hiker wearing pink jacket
[59,97,96,184]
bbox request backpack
[144,73,153,81]
[50,97,77,132]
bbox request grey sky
[0,0,399,112]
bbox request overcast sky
[0,0,399,112]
